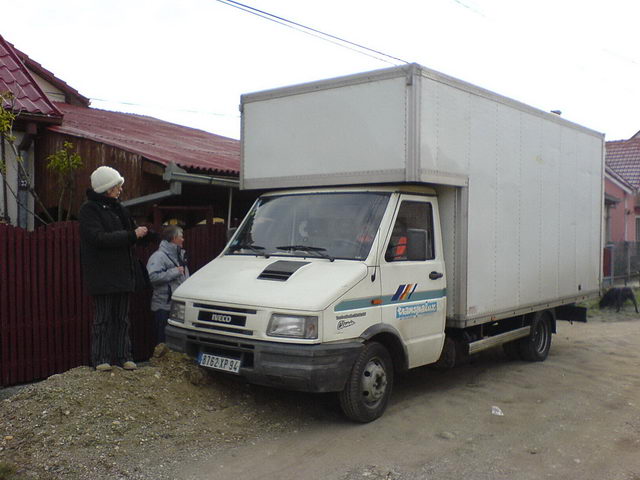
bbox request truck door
[379,195,446,368]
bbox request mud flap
[555,305,587,323]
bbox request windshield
[228,192,390,260]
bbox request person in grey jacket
[146,225,189,344]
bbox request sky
[4,0,639,141]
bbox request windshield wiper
[276,245,334,262]
[228,243,270,258]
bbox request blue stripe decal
[334,288,447,312]
[391,285,405,302]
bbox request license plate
[198,353,241,374]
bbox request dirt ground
[1,302,640,480]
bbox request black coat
[79,189,139,295]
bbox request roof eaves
[49,124,238,176]
[605,192,621,204]
[605,165,636,193]
[16,111,63,125]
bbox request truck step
[467,326,531,355]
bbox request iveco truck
[166,64,603,422]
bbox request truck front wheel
[519,311,552,361]
[339,341,393,423]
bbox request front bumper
[166,325,363,393]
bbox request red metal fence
[0,222,227,387]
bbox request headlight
[169,301,186,323]
[267,314,318,339]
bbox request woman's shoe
[123,361,137,370]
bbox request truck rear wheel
[339,341,393,423]
[519,311,552,361]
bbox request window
[385,201,435,262]
[605,204,612,244]
[229,192,390,260]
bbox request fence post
[626,242,631,284]
[0,225,8,386]
[611,244,616,284]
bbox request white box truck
[166,64,603,422]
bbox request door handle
[429,271,443,280]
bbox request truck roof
[261,184,438,197]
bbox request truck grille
[192,302,257,336]
[192,322,253,336]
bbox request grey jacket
[146,240,189,311]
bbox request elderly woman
[146,225,189,344]
[79,166,148,372]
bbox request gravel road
[1,307,639,480]
[182,311,640,480]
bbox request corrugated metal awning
[50,103,240,175]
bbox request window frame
[384,199,436,263]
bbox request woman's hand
[135,226,148,238]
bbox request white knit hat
[91,166,124,194]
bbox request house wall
[604,176,636,243]
[34,132,144,221]
[1,132,35,229]
[29,71,66,103]
[34,132,243,227]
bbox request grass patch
[578,287,640,321]
[0,462,17,480]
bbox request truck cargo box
[241,64,604,326]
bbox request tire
[518,311,552,362]
[339,342,393,423]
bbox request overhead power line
[90,97,239,118]
[214,0,409,66]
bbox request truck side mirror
[406,228,427,261]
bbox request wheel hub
[362,358,387,404]
[533,319,550,354]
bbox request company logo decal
[336,312,366,320]
[211,313,232,323]
[396,301,438,319]
[392,284,418,302]
[336,312,365,331]
[337,319,356,330]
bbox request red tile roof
[50,103,239,175]
[0,35,62,121]
[606,137,640,188]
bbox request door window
[385,201,434,262]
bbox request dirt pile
[0,346,318,480]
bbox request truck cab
[167,186,446,422]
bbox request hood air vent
[258,260,310,281]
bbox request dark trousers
[153,309,169,345]
[92,293,133,366]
